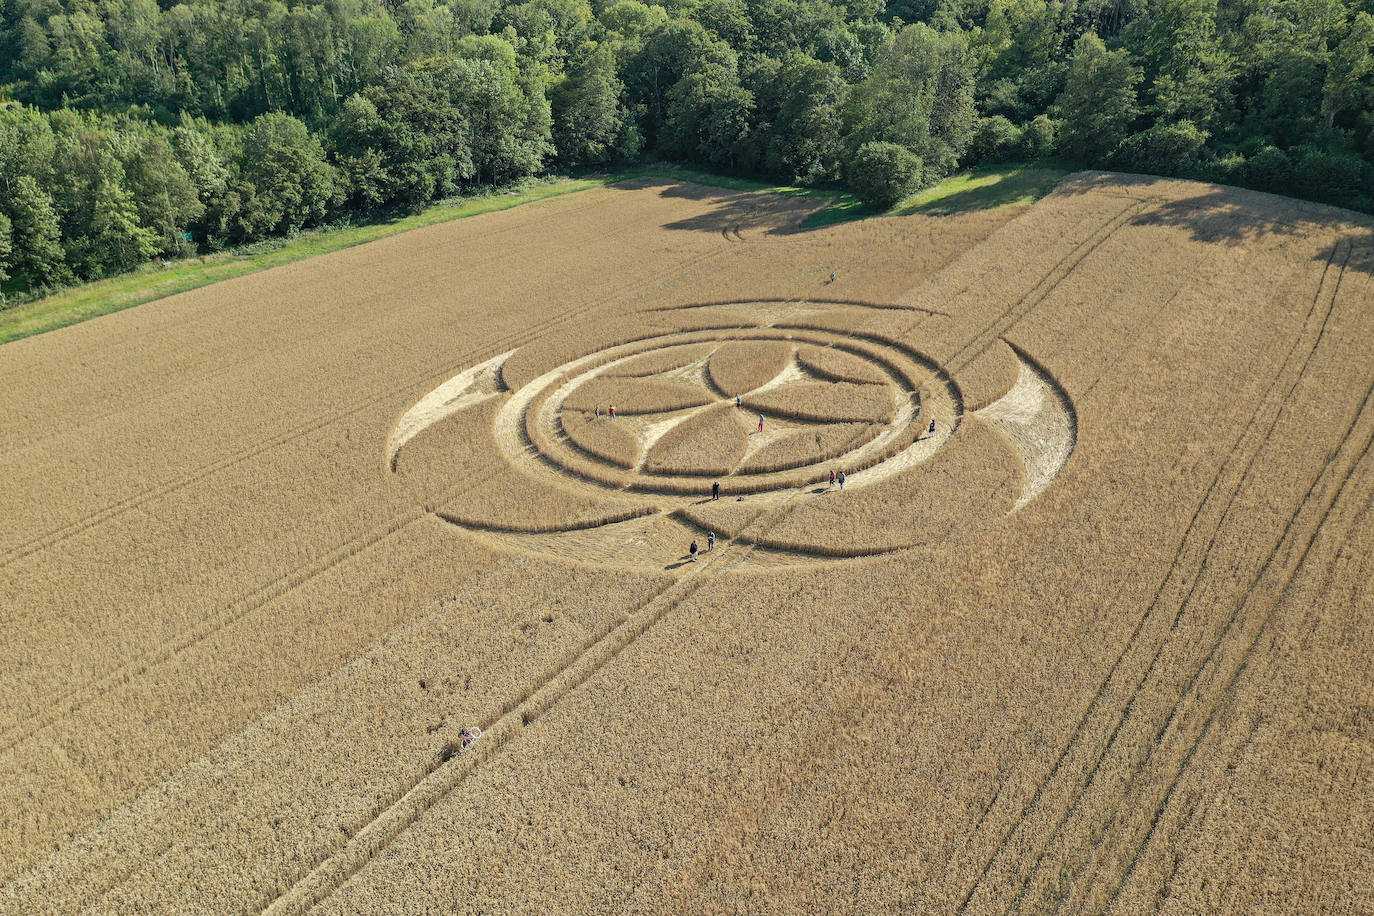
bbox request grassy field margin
[0,163,1064,346]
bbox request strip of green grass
[0,176,603,345]
[894,163,1069,216]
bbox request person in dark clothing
[689,540,699,562]
[712,481,721,500]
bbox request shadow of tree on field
[1055,171,1374,278]
[894,165,1066,216]
[613,171,1374,278]
[610,177,836,237]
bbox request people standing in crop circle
[829,468,836,488]
[838,469,846,490]
[757,414,765,433]
[707,531,715,551]
[609,404,616,419]
[689,540,699,562]
[735,394,742,409]
[712,480,720,501]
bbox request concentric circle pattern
[499,327,960,497]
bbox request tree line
[1,0,1371,296]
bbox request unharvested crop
[2,174,1371,916]
[434,466,655,533]
[562,376,714,415]
[735,421,880,474]
[747,380,896,424]
[706,340,793,395]
[603,343,716,378]
[559,409,642,468]
[796,345,889,384]
[643,404,751,476]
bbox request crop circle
[495,326,960,497]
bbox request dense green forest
[1,0,1371,296]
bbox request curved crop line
[643,297,949,316]
[251,235,982,911]
[433,505,659,536]
[739,534,908,559]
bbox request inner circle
[499,327,959,497]
[562,341,899,477]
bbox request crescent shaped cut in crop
[972,347,1077,510]
[387,349,514,468]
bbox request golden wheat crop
[602,343,716,378]
[643,403,752,476]
[747,380,897,424]
[795,345,890,384]
[735,421,880,474]
[559,408,642,468]
[562,376,715,415]
[2,174,1371,916]
[706,339,794,394]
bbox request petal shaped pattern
[737,422,881,474]
[707,340,794,395]
[747,381,896,424]
[642,404,751,476]
[796,346,889,385]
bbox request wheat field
[1,174,1371,915]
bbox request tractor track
[945,241,1351,915]
[1004,243,1356,915]
[0,208,738,572]
[0,236,746,752]
[941,198,1153,378]
[257,488,813,916]
[1068,337,1374,915]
